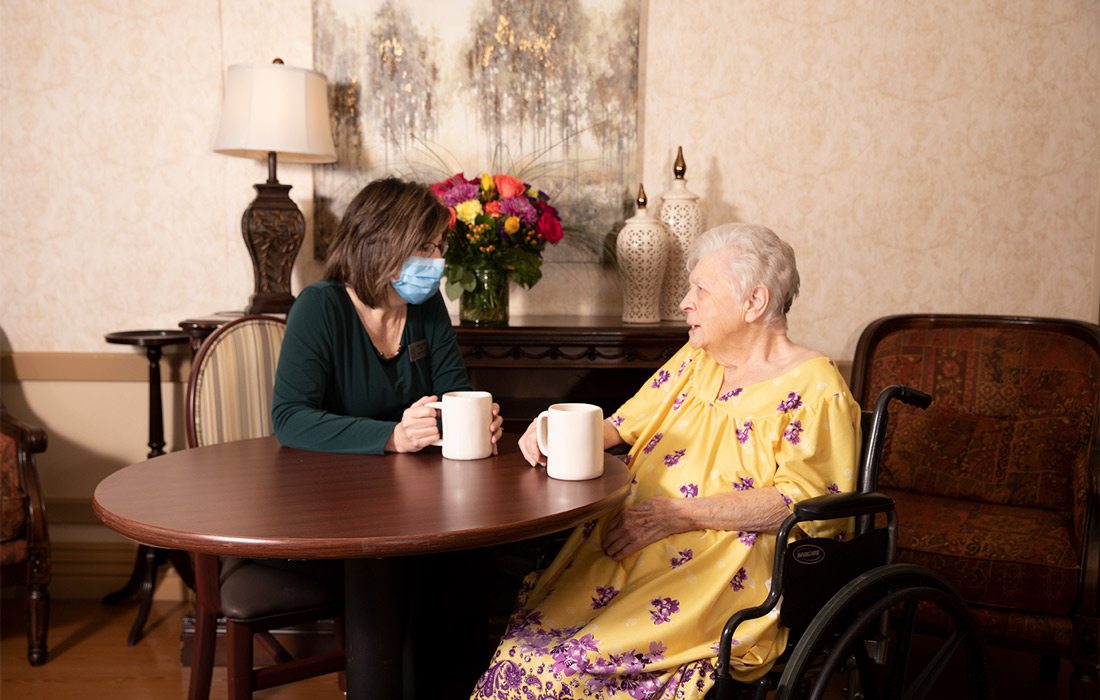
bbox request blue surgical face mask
[391,256,445,305]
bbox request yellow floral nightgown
[472,344,860,699]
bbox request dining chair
[1,406,51,666]
[185,315,344,700]
[849,313,1100,694]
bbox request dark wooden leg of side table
[345,558,404,700]
[101,331,193,646]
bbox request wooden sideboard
[455,315,687,431]
[180,312,688,430]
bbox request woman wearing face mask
[270,177,502,697]
[272,176,503,454]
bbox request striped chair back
[185,316,287,448]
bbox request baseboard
[48,541,189,602]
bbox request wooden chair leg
[26,582,49,666]
[227,620,254,700]
[188,607,218,700]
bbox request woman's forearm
[679,487,790,534]
[603,419,623,450]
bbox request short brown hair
[324,177,450,307]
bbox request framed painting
[312,0,640,263]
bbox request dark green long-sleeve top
[272,280,471,454]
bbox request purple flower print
[828,482,840,494]
[664,448,686,467]
[738,531,758,547]
[642,433,664,454]
[591,585,619,609]
[732,476,755,491]
[777,391,803,413]
[582,519,597,539]
[623,453,633,465]
[649,597,680,625]
[718,387,743,402]
[670,549,694,568]
[677,359,691,376]
[610,414,625,427]
[680,483,699,498]
[550,633,599,676]
[730,567,748,591]
[673,392,689,411]
[781,493,793,506]
[651,370,671,388]
[784,420,804,444]
[736,420,753,444]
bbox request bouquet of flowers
[430,172,564,299]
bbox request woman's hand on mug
[489,402,504,455]
[518,419,547,467]
[389,395,441,453]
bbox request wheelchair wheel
[774,563,989,700]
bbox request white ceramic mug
[535,403,604,480]
[426,391,493,460]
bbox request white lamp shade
[213,62,337,164]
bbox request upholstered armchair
[850,314,1100,694]
[1,406,51,665]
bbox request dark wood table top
[93,435,631,560]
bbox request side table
[101,330,195,646]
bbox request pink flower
[494,174,526,199]
[536,200,563,243]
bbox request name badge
[408,339,429,363]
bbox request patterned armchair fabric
[850,314,1100,687]
[1,406,51,665]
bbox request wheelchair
[708,385,991,700]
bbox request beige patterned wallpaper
[641,0,1100,356]
[2,0,1098,362]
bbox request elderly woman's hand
[388,395,442,453]
[603,498,694,560]
[518,419,546,467]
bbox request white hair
[686,223,800,328]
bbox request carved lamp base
[242,179,304,316]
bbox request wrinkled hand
[518,419,546,467]
[603,498,691,560]
[489,402,504,455]
[389,395,441,453]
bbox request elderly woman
[272,176,502,454]
[473,224,860,698]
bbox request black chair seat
[219,558,341,621]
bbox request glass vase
[460,267,509,326]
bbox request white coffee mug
[426,391,493,460]
[535,402,604,480]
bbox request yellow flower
[527,185,539,198]
[504,216,520,234]
[454,199,483,226]
[481,172,495,193]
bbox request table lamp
[213,59,337,314]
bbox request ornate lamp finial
[673,146,686,179]
[637,183,648,209]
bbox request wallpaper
[1,0,1097,360]
[641,0,1100,356]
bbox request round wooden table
[93,435,631,699]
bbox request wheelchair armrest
[792,491,895,522]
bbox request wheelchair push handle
[876,384,932,412]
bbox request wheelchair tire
[774,563,989,700]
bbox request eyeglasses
[418,241,447,257]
